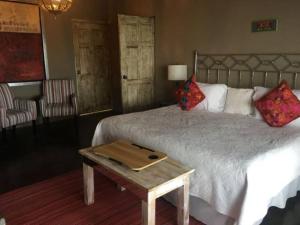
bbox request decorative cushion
[253,86,271,119]
[254,81,300,127]
[176,75,205,111]
[253,86,300,127]
[224,88,254,115]
[195,83,228,112]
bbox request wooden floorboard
[0,170,204,225]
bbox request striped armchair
[0,83,37,138]
[39,80,78,120]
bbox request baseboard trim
[79,109,113,116]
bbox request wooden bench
[79,145,194,225]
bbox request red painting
[0,32,45,82]
[0,1,44,83]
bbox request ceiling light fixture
[40,0,73,16]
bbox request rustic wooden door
[118,15,155,113]
[73,20,112,114]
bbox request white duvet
[92,106,300,225]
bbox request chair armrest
[39,96,47,117]
[0,107,7,128]
[70,94,78,114]
[14,98,37,120]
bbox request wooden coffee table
[79,145,194,225]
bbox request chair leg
[2,128,6,141]
[43,117,50,125]
[12,125,16,137]
[74,115,79,137]
[32,120,37,135]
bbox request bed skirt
[165,176,300,225]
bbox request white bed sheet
[92,106,300,225]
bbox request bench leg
[142,192,156,225]
[83,162,94,205]
[177,177,190,225]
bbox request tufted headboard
[194,51,300,89]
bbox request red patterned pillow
[176,74,205,111]
[255,80,300,127]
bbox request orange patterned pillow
[176,74,205,111]
[255,80,300,127]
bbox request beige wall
[9,0,108,99]
[155,0,300,101]
[8,0,300,106]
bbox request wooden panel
[73,21,112,114]
[140,23,154,43]
[93,29,105,45]
[77,74,96,113]
[127,82,139,111]
[94,46,107,78]
[118,15,155,113]
[95,76,111,108]
[138,82,153,107]
[78,28,92,44]
[124,24,138,43]
[79,46,91,75]
[126,47,139,80]
[139,46,154,80]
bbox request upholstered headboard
[194,51,300,89]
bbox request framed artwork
[252,19,278,32]
[0,1,45,83]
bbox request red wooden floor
[0,170,204,225]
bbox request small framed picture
[252,19,278,32]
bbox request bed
[92,52,300,225]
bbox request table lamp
[168,65,187,87]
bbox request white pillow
[195,83,228,112]
[253,86,300,127]
[224,88,254,115]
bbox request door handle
[122,75,128,80]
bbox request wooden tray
[92,140,167,171]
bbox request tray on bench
[92,140,167,171]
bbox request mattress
[92,106,300,225]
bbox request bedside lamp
[168,65,187,87]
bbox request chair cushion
[44,103,76,117]
[5,109,33,127]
